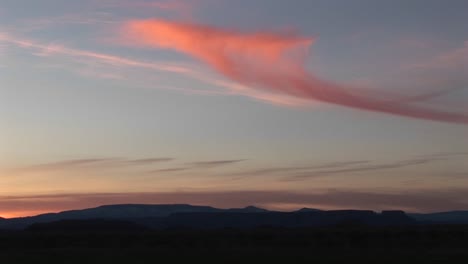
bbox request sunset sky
[1,0,467,218]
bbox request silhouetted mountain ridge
[2,204,468,230]
[164,210,413,229]
[0,204,267,229]
[26,219,149,233]
[296,208,323,212]
[0,204,421,230]
[409,211,468,223]
[226,206,269,213]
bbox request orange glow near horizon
[1,210,51,219]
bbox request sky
[1,0,467,218]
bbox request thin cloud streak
[0,30,309,106]
[149,167,189,173]
[20,158,120,171]
[17,12,118,32]
[227,160,371,179]
[409,41,468,71]
[125,158,174,165]
[286,158,439,181]
[122,19,468,124]
[11,157,175,173]
[188,159,247,168]
[0,31,188,72]
[418,152,468,158]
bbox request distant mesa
[295,208,323,213]
[1,204,467,231]
[226,206,270,213]
[409,211,468,224]
[381,210,407,218]
[164,210,404,229]
[26,219,148,233]
[0,204,267,230]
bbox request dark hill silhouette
[226,206,269,213]
[26,219,148,233]
[164,210,414,229]
[0,204,269,229]
[295,208,322,213]
[39,204,222,219]
[3,224,468,263]
[3,204,468,230]
[409,211,468,224]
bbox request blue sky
[0,0,467,217]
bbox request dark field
[1,225,468,263]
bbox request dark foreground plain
[1,225,468,263]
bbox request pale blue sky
[0,0,467,216]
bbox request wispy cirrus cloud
[409,41,468,72]
[418,151,468,158]
[220,155,450,181]
[0,31,186,72]
[149,167,189,173]
[285,158,439,181]
[397,41,468,108]
[27,158,118,170]
[10,157,174,173]
[445,172,468,180]
[227,160,371,179]
[122,19,468,124]
[188,159,247,168]
[124,158,174,165]
[0,30,309,106]
[5,157,250,176]
[16,12,118,32]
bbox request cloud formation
[124,158,174,165]
[150,167,189,173]
[227,160,371,179]
[0,31,189,73]
[286,158,438,181]
[0,31,309,106]
[122,19,468,124]
[12,157,174,173]
[419,152,468,158]
[188,159,247,168]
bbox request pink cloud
[122,19,468,124]
[409,41,468,71]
